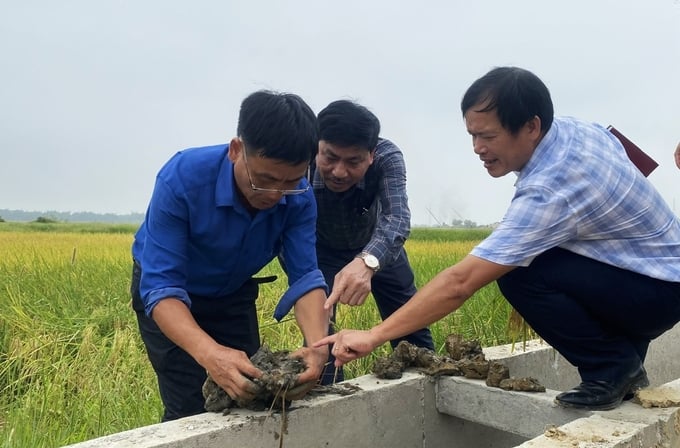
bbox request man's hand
[151,299,263,401]
[313,329,380,366]
[284,346,328,400]
[325,257,374,309]
[204,345,264,402]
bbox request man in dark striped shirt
[312,100,433,384]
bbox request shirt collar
[516,119,559,183]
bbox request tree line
[0,209,144,224]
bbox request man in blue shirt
[131,90,329,421]
[310,100,433,384]
[315,67,680,411]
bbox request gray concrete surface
[64,323,680,448]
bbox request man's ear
[368,148,377,165]
[527,116,541,132]
[228,137,242,163]
[526,116,543,143]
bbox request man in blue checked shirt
[130,90,329,421]
[310,100,434,384]
[315,67,680,411]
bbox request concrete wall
[64,323,680,448]
[65,372,499,448]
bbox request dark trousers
[131,262,260,421]
[316,246,434,384]
[497,247,680,383]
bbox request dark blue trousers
[131,262,260,421]
[496,247,680,383]
[316,246,434,384]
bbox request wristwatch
[357,251,380,273]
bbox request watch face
[364,254,379,269]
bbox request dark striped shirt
[313,138,411,266]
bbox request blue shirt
[472,117,680,282]
[132,144,327,319]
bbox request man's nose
[472,136,485,154]
[331,164,348,178]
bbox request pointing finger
[312,334,337,348]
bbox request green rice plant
[405,238,516,348]
[0,221,138,235]
[0,231,161,447]
[0,226,517,447]
[408,226,493,242]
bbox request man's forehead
[465,109,502,132]
[320,141,371,159]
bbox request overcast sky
[2,0,679,225]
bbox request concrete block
[516,404,680,448]
[62,323,680,448]
[435,376,588,439]
[483,340,579,392]
[64,372,431,448]
[516,379,680,447]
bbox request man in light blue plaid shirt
[315,66,680,412]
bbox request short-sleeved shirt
[472,117,680,282]
[132,143,326,317]
[312,138,411,266]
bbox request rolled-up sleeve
[273,269,327,321]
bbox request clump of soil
[203,344,306,413]
[543,424,610,444]
[203,344,360,414]
[372,334,546,393]
[636,386,680,408]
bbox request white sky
[1,0,679,225]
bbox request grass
[0,222,520,447]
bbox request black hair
[461,66,554,135]
[237,90,318,164]
[317,100,380,150]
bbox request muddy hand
[215,369,263,402]
[285,380,316,400]
[290,346,327,384]
[207,346,263,401]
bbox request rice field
[0,223,516,447]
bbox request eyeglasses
[240,139,310,196]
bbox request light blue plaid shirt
[472,117,680,282]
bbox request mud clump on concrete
[543,424,610,445]
[203,344,360,414]
[498,376,546,392]
[372,334,546,393]
[635,386,680,408]
[203,344,305,413]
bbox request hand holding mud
[314,329,382,366]
[289,346,327,387]
[325,257,374,308]
[204,345,263,402]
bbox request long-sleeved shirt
[312,138,411,266]
[132,143,327,320]
[472,117,680,282]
